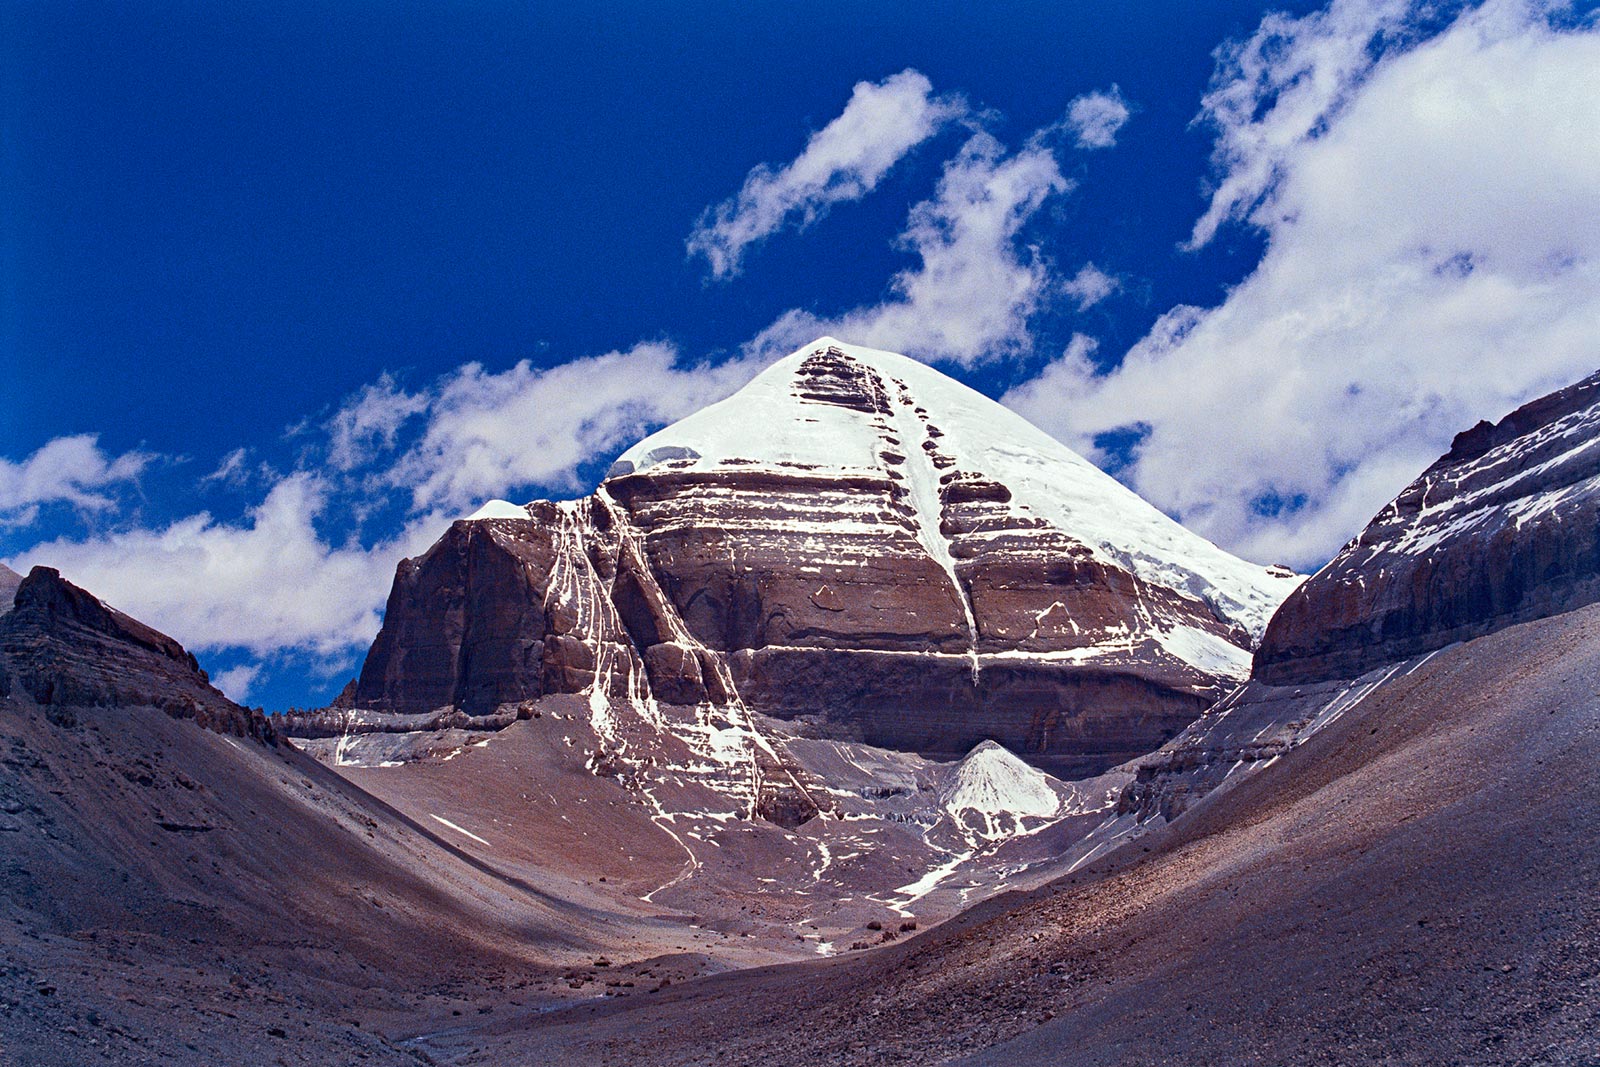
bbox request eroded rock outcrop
[0,566,271,741]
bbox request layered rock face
[352,339,1298,776]
[1256,369,1600,685]
[1124,366,1600,823]
[0,566,270,741]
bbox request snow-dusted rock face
[1122,367,1600,828]
[353,339,1298,777]
[1257,368,1600,685]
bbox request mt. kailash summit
[279,339,1300,930]
[344,338,1298,777]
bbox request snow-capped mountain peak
[613,337,1299,640]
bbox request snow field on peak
[464,499,531,521]
[614,337,1300,638]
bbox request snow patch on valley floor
[428,814,492,847]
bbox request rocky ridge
[1256,368,1600,685]
[1121,365,1600,824]
[0,566,271,740]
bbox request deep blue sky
[4,0,1307,461]
[3,0,1331,706]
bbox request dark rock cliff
[0,566,271,741]
[1255,369,1600,685]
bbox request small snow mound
[943,741,1059,839]
[464,499,529,521]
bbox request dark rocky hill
[0,568,728,1066]
[1124,364,1600,824]
[0,566,269,739]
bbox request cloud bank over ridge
[1010,0,1600,566]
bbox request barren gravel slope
[432,600,1600,1067]
[0,695,695,1066]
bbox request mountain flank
[339,338,1297,782]
[0,568,769,1066]
[395,364,1600,1065]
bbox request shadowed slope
[0,571,689,1066]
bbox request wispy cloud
[749,128,1073,366]
[687,69,967,279]
[325,372,429,471]
[212,663,262,703]
[0,435,154,527]
[1185,0,1413,250]
[1008,0,1600,568]
[384,342,761,513]
[1064,86,1132,149]
[1062,263,1119,309]
[200,447,252,489]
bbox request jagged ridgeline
[330,338,1299,791]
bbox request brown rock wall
[1257,369,1600,685]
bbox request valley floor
[410,602,1600,1066]
[6,602,1600,1065]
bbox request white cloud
[326,372,429,471]
[687,69,966,279]
[1186,0,1413,249]
[1008,0,1600,569]
[212,663,262,703]
[749,130,1072,367]
[1064,86,1132,149]
[200,447,251,489]
[0,435,153,526]
[386,342,761,513]
[1062,263,1119,309]
[9,473,444,660]
[1007,334,1100,426]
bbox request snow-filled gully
[596,488,816,816]
[544,501,703,897]
[884,378,981,684]
[544,491,827,901]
